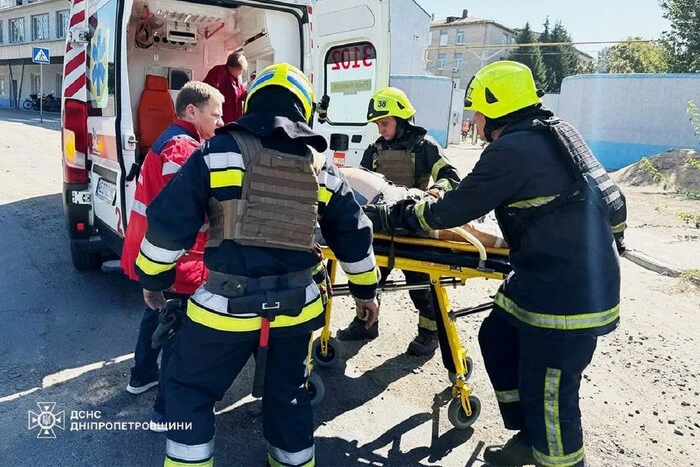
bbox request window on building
[437,53,446,71]
[453,53,463,72]
[55,74,63,96]
[502,32,511,44]
[32,14,49,41]
[439,30,448,46]
[456,30,465,45]
[10,18,24,43]
[0,76,6,96]
[57,10,69,38]
[0,21,4,44]
[30,73,40,96]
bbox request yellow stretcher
[311,230,512,429]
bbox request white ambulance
[60,0,399,269]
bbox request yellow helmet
[244,63,315,121]
[367,87,416,123]
[464,61,542,119]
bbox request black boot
[336,317,379,341]
[407,330,438,356]
[483,431,538,466]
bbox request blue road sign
[32,47,50,65]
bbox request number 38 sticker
[377,100,387,108]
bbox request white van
[60,0,394,269]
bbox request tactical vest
[375,148,429,189]
[206,131,324,252]
[501,118,625,241]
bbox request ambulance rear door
[312,0,390,168]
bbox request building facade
[0,0,67,109]
[427,10,516,89]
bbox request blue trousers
[478,309,596,467]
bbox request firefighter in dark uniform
[337,87,461,357]
[367,61,627,467]
[135,63,380,467]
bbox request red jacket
[120,120,208,294]
[203,64,247,124]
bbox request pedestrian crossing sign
[32,47,50,65]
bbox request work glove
[363,199,420,233]
[614,232,626,256]
[151,299,185,349]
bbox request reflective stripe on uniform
[346,267,379,286]
[339,256,376,275]
[268,445,315,467]
[544,368,563,457]
[166,439,214,463]
[210,169,244,188]
[431,157,449,183]
[162,160,181,176]
[533,445,585,467]
[611,221,626,233]
[494,292,619,331]
[318,170,342,192]
[318,187,332,204]
[418,315,438,332]
[135,252,177,276]
[204,151,245,171]
[414,200,431,231]
[140,237,184,263]
[495,389,520,404]
[187,284,323,332]
[164,458,213,467]
[131,200,147,216]
[508,195,559,209]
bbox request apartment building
[427,10,516,89]
[0,0,67,109]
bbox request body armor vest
[375,148,428,189]
[206,131,324,252]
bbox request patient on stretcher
[340,167,507,248]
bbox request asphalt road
[0,109,698,467]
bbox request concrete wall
[389,0,430,75]
[390,74,454,148]
[558,74,700,170]
[0,62,63,108]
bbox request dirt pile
[612,149,700,194]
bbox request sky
[415,0,670,56]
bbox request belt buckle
[262,302,280,310]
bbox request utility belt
[204,269,313,320]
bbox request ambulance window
[324,41,377,126]
[86,0,116,117]
[169,69,191,90]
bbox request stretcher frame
[313,232,510,429]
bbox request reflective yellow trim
[135,252,176,276]
[414,200,431,231]
[495,292,619,331]
[210,168,243,189]
[164,457,213,467]
[268,454,315,467]
[495,389,520,403]
[431,157,449,183]
[311,262,325,275]
[544,368,564,457]
[347,267,379,286]
[611,221,627,233]
[418,315,438,332]
[187,297,323,332]
[508,195,559,209]
[431,178,452,192]
[318,186,332,204]
[533,445,585,467]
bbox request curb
[622,249,681,277]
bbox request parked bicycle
[22,93,61,113]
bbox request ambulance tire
[71,243,102,270]
[307,372,325,408]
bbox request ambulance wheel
[312,337,341,368]
[307,372,325,408]
[448,356,474,384]
[447,395,481,430]
[70,243,102,270]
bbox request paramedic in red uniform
[203,51,248,124]
[120,81,224,429]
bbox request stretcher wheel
[307,372,325,408]
[312,337,341,368]
[447,395,481,429]
[448,356,474,384]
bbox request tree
[659,0,700,72]
[598,37,671,73]
[539,21,580,92]
[508,22,548,89]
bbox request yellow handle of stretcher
[446,227,487,264]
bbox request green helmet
[464,61,542,119]
[367,87,416,123]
